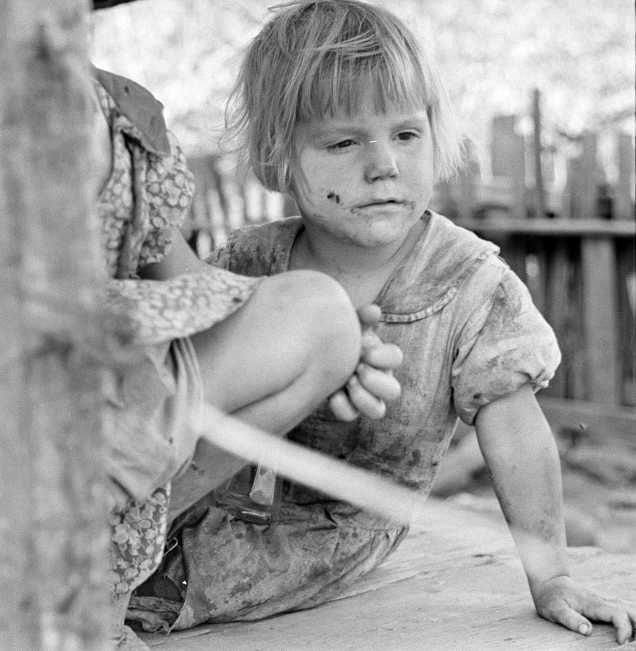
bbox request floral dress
[93,69,261,600]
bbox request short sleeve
[452,268,561,425]
[138,131,195,267]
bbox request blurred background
[91,0,635,552]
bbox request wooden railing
[457,217,635,407]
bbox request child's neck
[290,219,424,308]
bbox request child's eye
[327,139,356,151]
[396,131,419,142]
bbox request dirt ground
[433,427,636,554]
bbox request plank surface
[463,217,635,237]
[143,499,636,650]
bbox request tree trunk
[0,1,110,648]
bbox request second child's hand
[329,304,403,421]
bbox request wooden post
[543,240,570,398]
[0,1,110,649]
[491,115,516,177]
[576,129,620,403]
[580,131,598,220]
[531,89,545,219]
[616,238,636,405]
[581,236,620,403]
[615,132,634,221]
[490,115,526,219]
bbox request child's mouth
[353,199,411,212]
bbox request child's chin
[357,219,418,245]
[347,229,410,248]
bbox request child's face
[291,84,434,249]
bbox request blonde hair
[226,0,463,192]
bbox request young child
[129,0,636,644]
[90,63,402,648]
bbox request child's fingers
[546,603,593,638]
[357,304,382,329]
[363,342,403,370]
[328,389,360,422]
[361,329,382,352]
[347,375,386,420]
[356,363,401,402]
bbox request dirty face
[291,85,434,249]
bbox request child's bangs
[298,53,430,123]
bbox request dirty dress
[93,69,260,600]
[129,211,560,631]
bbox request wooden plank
[543,241,571,398]
[490,115,527,220]
[538,396,636,449]
[580,238,620,403]
[580,131,598,220]
[144,499,636,651]
[616,239,636,405]
[531,89,545,219]
[465,217,634,237]
[511,132,527,220]
[497,235,528,285]
[569,247,588,400]
[615,132,634,221]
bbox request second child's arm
[141,230,403,420]
[475,385,635,645]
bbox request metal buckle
[215,491,273,526]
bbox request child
[129,0,635,644]
[90,63,402,648]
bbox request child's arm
[475,385,636,645]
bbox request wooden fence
[436,90,635,409]
[184,89,635,410]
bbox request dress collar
[265,212,499,321]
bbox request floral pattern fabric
[109,487,170,596]
[94,76,261,598]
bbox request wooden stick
[195,402,425,525]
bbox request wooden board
[466,218,635,238]
[142,499,636,650]
[581,238,620,403]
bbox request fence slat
[543,241,570,398]
[581,237,619,403]
[531,89,545,218]
[616,132,634,221]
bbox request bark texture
[0,1,110,648]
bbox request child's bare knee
[265,271,360,379]
[289,271,360,379]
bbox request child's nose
[363,142,399,182]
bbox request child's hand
[329,304,403,421]
[532,575,636,645]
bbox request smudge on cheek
[326,191,340,204]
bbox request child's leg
[169,270,360,519]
